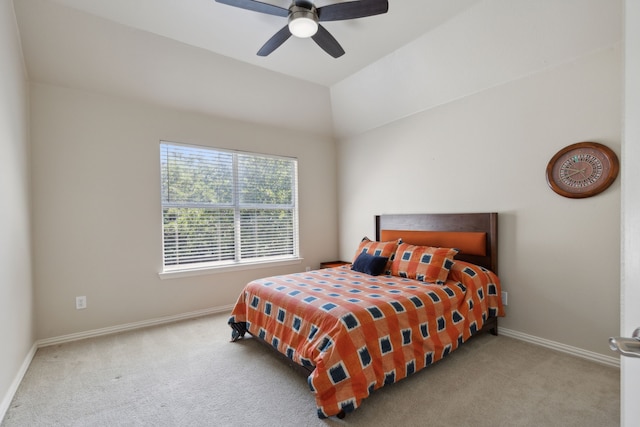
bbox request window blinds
[160,142,298,270]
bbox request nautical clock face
[546,142,619,198]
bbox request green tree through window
[160,142,299,270]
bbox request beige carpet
[2,313,619,426]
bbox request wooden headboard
[375,213,498,274]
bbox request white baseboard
[37,305,234,347]
[1,342,38,423]
[499,327,620,368]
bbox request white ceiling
[13,0,622,137]
[34,0,481,87]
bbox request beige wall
[0,0,34,415]
[337,46,621,357]
[334,0,622,361]
[30,83,338,339]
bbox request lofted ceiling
[12,0,482,135]
[17,0,481,87]
[13,0,622,137]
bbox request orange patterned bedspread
[228,261,504,418]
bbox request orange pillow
[391,243,458,284]
[352,237,401,274]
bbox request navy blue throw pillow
[352,252,389,276]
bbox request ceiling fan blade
[311,25,345,58]
[257,25,292,56]
[317,0,388,22]
[215,0,288,17]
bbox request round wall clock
[546,142,619,198]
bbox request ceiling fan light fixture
[215,0,389,57]
[288,6,318,38]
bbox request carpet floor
[2,313,619,426]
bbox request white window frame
[159,141,300,278]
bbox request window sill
[158,257,303,280]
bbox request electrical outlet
[501,291,508,306]
[76,296,87,310]
[305,266,311,272]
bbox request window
[160,142,299,272]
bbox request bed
[228,213,504,418]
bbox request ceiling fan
[215,0,389,58]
